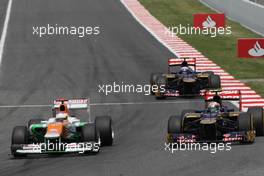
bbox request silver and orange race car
[167,90,264,144]
[11,98,114,157]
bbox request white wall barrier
[200,0,264,36]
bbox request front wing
[167,130,255,143]
[12,141,100,154]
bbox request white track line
[0,104,50,108]
[90,100,202,106]
[0,0,13,63]
[0,100,203,108]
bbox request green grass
[139,0,264,96]
[246,82,264,97]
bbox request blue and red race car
[167,90,264,143]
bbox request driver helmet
[180,66,189,72]
[207,102,220,113]
[55,104,69,120]
[181,61,188,67]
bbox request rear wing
[52,98,91,121]
[52,98,90,109]
[168,57,197,72]
[204,90,242,111]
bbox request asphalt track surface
[0,0,263,176]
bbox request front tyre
[11,126,29,157]
[238,113,255,143]
[181,109,195,119]
[238,113,253,131]
[150,73,162,95]
[247,107,264,136]
[155,75,166,99]
[82,123,98,142]
[81,123,99,154]
[168,115,183,134]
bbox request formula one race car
[11,99,114,157]
[150,58,221,99]
[167,90,264,144]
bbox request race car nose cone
[183,78,196,83]
[200,118,216,124]
[44,131,60,138]
[45,131,60,138]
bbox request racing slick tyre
[155,75,166,99]
[208,74,221,89]
[247,107,264,136]
[181,109,195,118]
[238,113,253,131]
[168,115,183,134]
[28,118,45,128]
[82,123,98,142]
[150,73,162,95]
[238,113,254,143]
[150,73,162,83]
[82,123,99,154]
[95,116,113,146]
[11,126,29,157]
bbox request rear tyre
[168,115,183,134]
[247,107,264,136]
[11,126,28,157]
[208,74,221,89]
[95,116,113,146]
